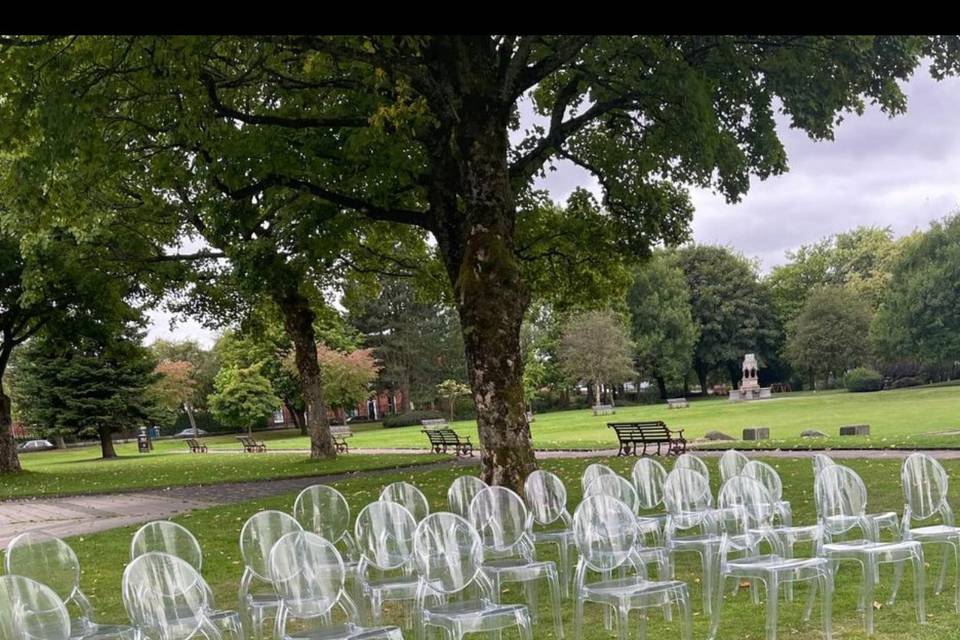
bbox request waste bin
[137,434,151,453]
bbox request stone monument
[728,353,772,402]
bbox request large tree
[3,36,958,489]
[558,310,636,406]
[675,245,781,392]
[627,252,699,398]
[208,364,280,436]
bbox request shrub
[382,410,444,429]
[845,367,884,392]
[888,376,924,389]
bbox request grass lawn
[5,444,439,500]
[178,383,960,451]
[22,454,960,639]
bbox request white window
[273,409,285,424]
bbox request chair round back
[717,476,776,529]
[674,453,710,482]
[631,458,667,510]
[0,575,70,640]
[469,486,530,553]
[524,470,569,526]
[664,468,713,514]
[812,453,835,476]
[584,474,640,514]
[293,485,353,545]
[902,452,951,521]
[239,510,303,581]
[269,531,344,619]
[448,476,489,517]
[581,463,616,492]
[4,531,80,604]
[413,513,484,595]
[354,501,417,570]
[814,464,868,519]
[130,520,203,572]
[380,481,430,522]
[122,551,212,636]
[719,449,748,482]
[742,460,784,502]
[573,495,638,572]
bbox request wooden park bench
[608,421,686,456]
[592,404,615,416]
[330,425,352,453]
[422,427,474,457]
[666,398,689,409]
[185,438,207,453]
[237,435,267,453]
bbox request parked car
[17,439,55,452]
[173,429,209,438]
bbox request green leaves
[208,363,280,432]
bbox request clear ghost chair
[584,476,665,552]
[293,485,360,561]
[572,495,692,640]
[812,454,835,477]
[719,450,748,483]
[269,530,402,640]
[814,464,900,541]
[901,452,960,611]
[354,501,420,626]
[743,461,793,526]
[412,512,533,640]
[123,551,238,640]
[380,482,430,523]
[448,476,489,517]
[239,510,303,639]
[523,470,575,599]
[707,490,833,640]
[0,574,71,640]
[581,463,617,492]
[129,520,243,636]
[631,458,669,528]
[815,465,925,635]
[5,530,137,640]
[468,486,563,638]
[674,453,710,483]
[662,468,722,615]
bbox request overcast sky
[145,64,960,347]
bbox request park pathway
[4,447,960,546]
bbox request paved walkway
[4,447,959,546]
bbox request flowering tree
[315,346,379,417]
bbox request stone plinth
[743,427,770,441]
[839,424,870,437]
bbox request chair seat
[822,539,922,562]
[726,553,829,578]
[481,559,556,582]
[581,576,687,606]
[909,525,960,540]
[532,529,573,544]
[72,622,138,640]
[422,599,530,634]
[365,575,420,599]
[282,622,403,640]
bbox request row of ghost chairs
[2,451,957,640]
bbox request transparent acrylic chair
[123,551,240,640]
[572,495,692,640]
[0,574,71,640]
[581,463,617,492]
[814,464,901,541]
[719,450,748,483]
[523,469,575,598]
[743,461,793,526]
[707,494,833,640]
[662,468,722,615]
[468,486,564,638]
[354,500,421,626]
[584,476,665,551]
[239,510,304,639]
[129,520,243,636]
[380,482,430,523]
[815,465,925,634]
[448,476,489,517]
[269,530,403,640]
[412,512,533,640]
[674,453,710,483]
[5,530,137,639]
[631,458,669,530]
[812,454,835,477]
[901,452,960,612]
[294,485,360,562]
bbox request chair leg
[913,551,927,625]
[821,571,834,640]
[573,595,584,640]
[889,558,905,605]
[766,575,780,640]
[616,605,630,640]
[678,586,693,640]
[707,576,725,640]
[546,565,564,638]
[936,542,950,595]
[802,577,818,622]
[863,559,876,635]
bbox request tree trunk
[399,377,412,413]
[275,289,336,459]
[0,347,21,473]
[183,401,198,437]
[98,426,117,459]
[695,365,709,397]
[286,403,307,436]
[656,376,668,400]
[55,435,67,450]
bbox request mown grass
[22,454,960,640]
